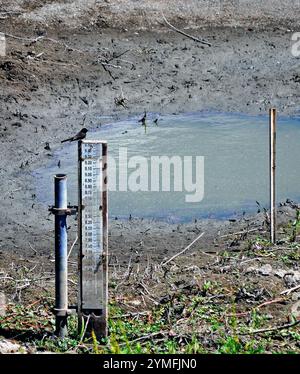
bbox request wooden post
[269,108,276,244]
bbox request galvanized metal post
[54,174,68,338]
[269,108,276,244]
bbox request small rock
[265,314,274,320]
[284,271,300,287]
[274,269,287,278]
[291,292,300,301]
[0,340,21,354]
[245,266,257,274]
[258,264,273,276]
[0,293,6,316]
[291,301,300,320]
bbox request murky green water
[34,112,300,222]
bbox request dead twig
[110,311,150,319]
[100,62,122,69]
[101,62,116,80]
[5,34,44,43]
[256,297,286,309]
[161,232,205,266]
[220,228,260,238]
[280,284,300,296]
[107,50,131,62]
[162,14,211,47]
[67,236,78,259]
[115,255,133,291]
[114,86,128,108]
[225,312,249,318]
[241,319,300,335]
[28,242,37,255]
[119,331,167,346]
[5,33,89,54]
[138,282,160,305]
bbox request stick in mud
[162,13,212,47]
[269,108,276,244]
[161,232,205,266]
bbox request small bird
[61,128,88,143]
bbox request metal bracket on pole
[49,206,78,216]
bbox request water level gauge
[78,140,108,337]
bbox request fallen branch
[162,14,211,47]
[4,34,44,43]
[239,320,300,335]
[241,319,300,335]
[100,62,116,80]
[220,228,259,238]
[256,297,286,309]
[280,284,300,296]
[161,232,205,266]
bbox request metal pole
[269,108,276,244]
[54,174,68,338]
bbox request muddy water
[34,112,300,222]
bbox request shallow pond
[34,112,300,222]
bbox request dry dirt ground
[0,1,300,353]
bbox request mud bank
[0,4,299,267]
[1,0,300,30]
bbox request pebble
[0,340,21,354]
[291,292,300,301]
[291,301,300,320]
[258,264,273,276]
[284,271,300,287]
[0,293,5,316]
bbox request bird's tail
[61,138,71,143]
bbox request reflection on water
[33,112,300,222]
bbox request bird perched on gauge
[61,128,88,143]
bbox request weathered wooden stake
[269,108,276,244]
